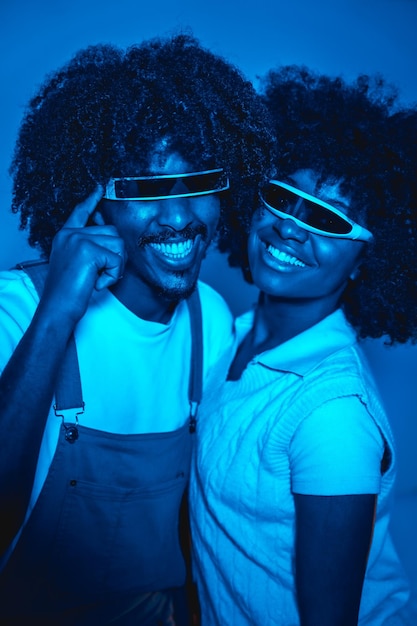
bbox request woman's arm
[289,394,384,626]
[294,493,376,626]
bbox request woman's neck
[252,291,340,350]
[227,292,341,381]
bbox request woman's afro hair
[10,34,275,259]
[257,65,417,344]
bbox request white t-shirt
[0,268,234,529]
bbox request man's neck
[110,273,179,324]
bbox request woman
[189,66,417,625]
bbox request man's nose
[156,179,195,230]
[157,203,195,231]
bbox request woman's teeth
[266,244,306,267]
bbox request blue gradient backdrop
[1,0,416,602]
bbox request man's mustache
[137,224,208,247]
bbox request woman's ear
[349,244,366,281]
[349,263,361,281]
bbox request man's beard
[155,271,197,301]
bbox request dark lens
[184,170,227,193]
[263,183,352,234]
[114,170,227,199]
[114,178,174,198]
[303,200,352,234]
[262,184,293,212]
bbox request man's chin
[156,274,198,302]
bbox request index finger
[63,185,104,229]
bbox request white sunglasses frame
[260,180,373,242]
[104,168,230,201]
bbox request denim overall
[0,261,202,625]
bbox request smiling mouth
[148,238,195,260]
[265,243,306,267]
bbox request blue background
[1,0,416,601]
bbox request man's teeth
[266,244,306,267]
[149,239,194,258]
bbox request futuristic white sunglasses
[104,168,229,201]
[260,180,373,242]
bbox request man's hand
[40,186,126,324]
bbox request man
[0,35,273,624]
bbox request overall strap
[15,260,84,442]
[186,288,203,433]
[16,261,204,434]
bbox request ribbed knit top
[190,309,411,625]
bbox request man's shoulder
[0,267,39,302]
[0,268,40,360]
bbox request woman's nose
[273,215,309,243]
